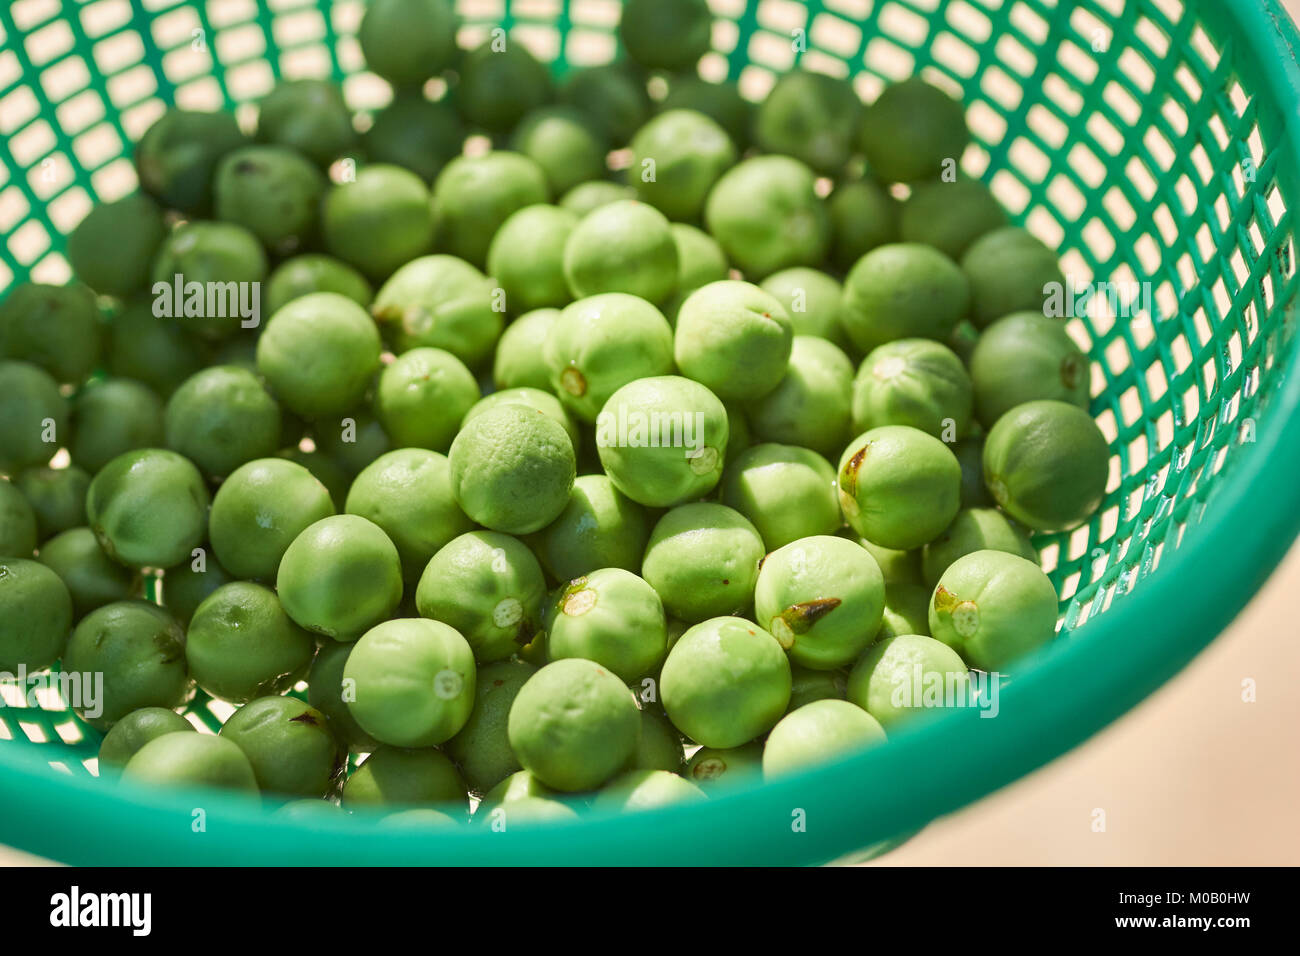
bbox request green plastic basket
[3,0,1300,866]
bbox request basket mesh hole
[1175,250,1197,292]
[570,0,621,29]
[41,56,89,107]
[116,94,162,137]
[1227,79,1250,117]
[1082,218,1116,261]
[1,88,41,139]
[1030,110,1070,158]
[988,167,1027,214]
[1047,174,1085,219]
[1005,2,1044,43]
[205,698,236,724]
[879,2,928,47]
[275,43,328,78]
[1025,206,1062,248]
[1065,525,1093,563]
[273,8,326,46]
[828,0,871,20]
[30,151,71,201]
[151,5,201,50]
[47,185,90,232]
[1127,432,1149,472]
[566,30,617,65]
[57,89,106,137]
[1118,46,1156,94]
[1181,383,1201,424]
[80,0,131,39]
[172,74,222,108]
[13,0,59,34]
[53,720,84,745]
[1145,365,1170,408]
[8,218,49,265]
[1009,135,1047,182]
[341,71,387,110]
[226,59,273,99]
[93,30,143,76]
[930,30,977,78]
[1095,406,1119,444]
[994,31,1034,78]
[167,45,217,86]
[1039,540,1060,575]
[1124,154,1157,200]
[89,155,132,200]
[72,122,119,171]
[748,29,794,72]
[1124,482,1145,521]
[864,35,913,78]
[1187,148,1215,190]
[1074,147,1108,193]
[1176,173,1201,216]
[27,250,68,283]
[757,0,804,33]
[967,95,1008,143]
[105,62,156,107]
[1057,40,1098,87]
[1118,384,1143,426]
[1102,337,1129,376]
[20,722,48,744]
[1098,501,1120,540]
[803,49,848,77]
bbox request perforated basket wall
[2,0,1299,866]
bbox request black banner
[0,866,1283,940]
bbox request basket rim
[3,0,1300,865]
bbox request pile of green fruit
[0,0,1110,825]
